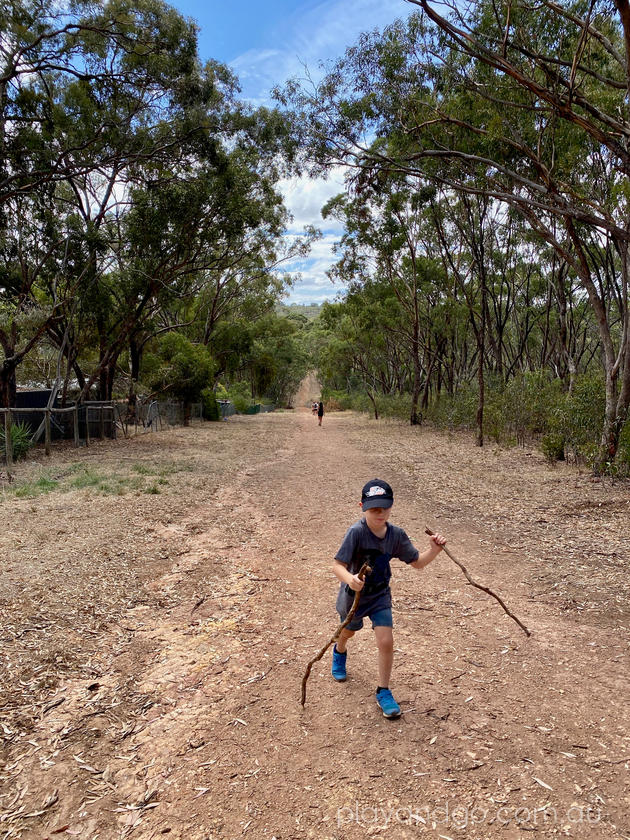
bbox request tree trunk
[595,315,630,472]
[421,345,439,411]
[410,333,422,425]
[476,282,487,447]
[127,336,142,423]
[366,388,379,420]
[567,221,629,470]
[0,361,17,408]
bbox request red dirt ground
[1,389,629,839]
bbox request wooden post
[73,404,80,447]
[45,409,51,456]
[4,411,13,468]
[85,406,90,447]
[99,405,105,439]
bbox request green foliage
[558,376,606,457]
[201,387,220,421]
[249,314,310,406]
[424,387,478,430]
[0,421,32,461]
[228,381,254,413]
[480,373,567,445]
[2,0,305,410]
[278,3,630,470]
[541,432,566,463]
[616,422,630,475]
[335,369,617,471]
[277,303,323,321]
[548,375,606,468]
[322,389,412,420]
[320,389,354,411]
[147,334,215,404]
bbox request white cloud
[280,166,345,231]
[280,231,345,304]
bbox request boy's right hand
[348,574,365,592]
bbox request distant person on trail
[312,401,318,415]
[317,401,324,426]
[331,479,447,719]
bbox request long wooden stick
[425,528,531,637]
[300,561,372,707]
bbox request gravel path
[1,405,629,839]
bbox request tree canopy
[277,0,630,471]
[0,0,312,413]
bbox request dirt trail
[1,406,629,839]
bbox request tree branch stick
[425,528,531,637]
[300,561,372,707]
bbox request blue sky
[167,0,414,304]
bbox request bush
[376,393,413,421]
[321,388,353,410]
[201,387,220,421]
[424,385,477,430]
[615,420,630,476]
[541,432,565,463]
[322,388,413,419]
[0,421,33,461]
[321,371,625,471]
[227,381,254,413]
[558,375,605,465]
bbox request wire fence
[1,401,116,468]
[2,396,276,467]
[115,399,203,435]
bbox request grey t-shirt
[334,518,419,618]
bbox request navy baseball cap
[361,479,394,510]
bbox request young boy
[331,478,446,719]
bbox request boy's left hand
[430,533,447,550]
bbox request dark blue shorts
[338,605,393,631]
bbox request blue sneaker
[331,645,347,681]
[376,687,401,719]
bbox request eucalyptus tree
[428,192,554,442]
[277,2,630,469]
[323,182,447,424]
[82,121,301,403]
[316,287,402,418]
[248,313,311,407]
[0,0,226,405]
[146,332,215,426]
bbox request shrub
[321,389,353,410]
[227,381,254,413]
[201,387,220,421]
[541,432,565,463]
[376,393,413,421]
[0,421,33,461]
[560,375,605,464]
[615,420,630,476]
[424,385,477,430]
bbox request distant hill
[277,303,322,321]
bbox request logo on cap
[366,485,386,497]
